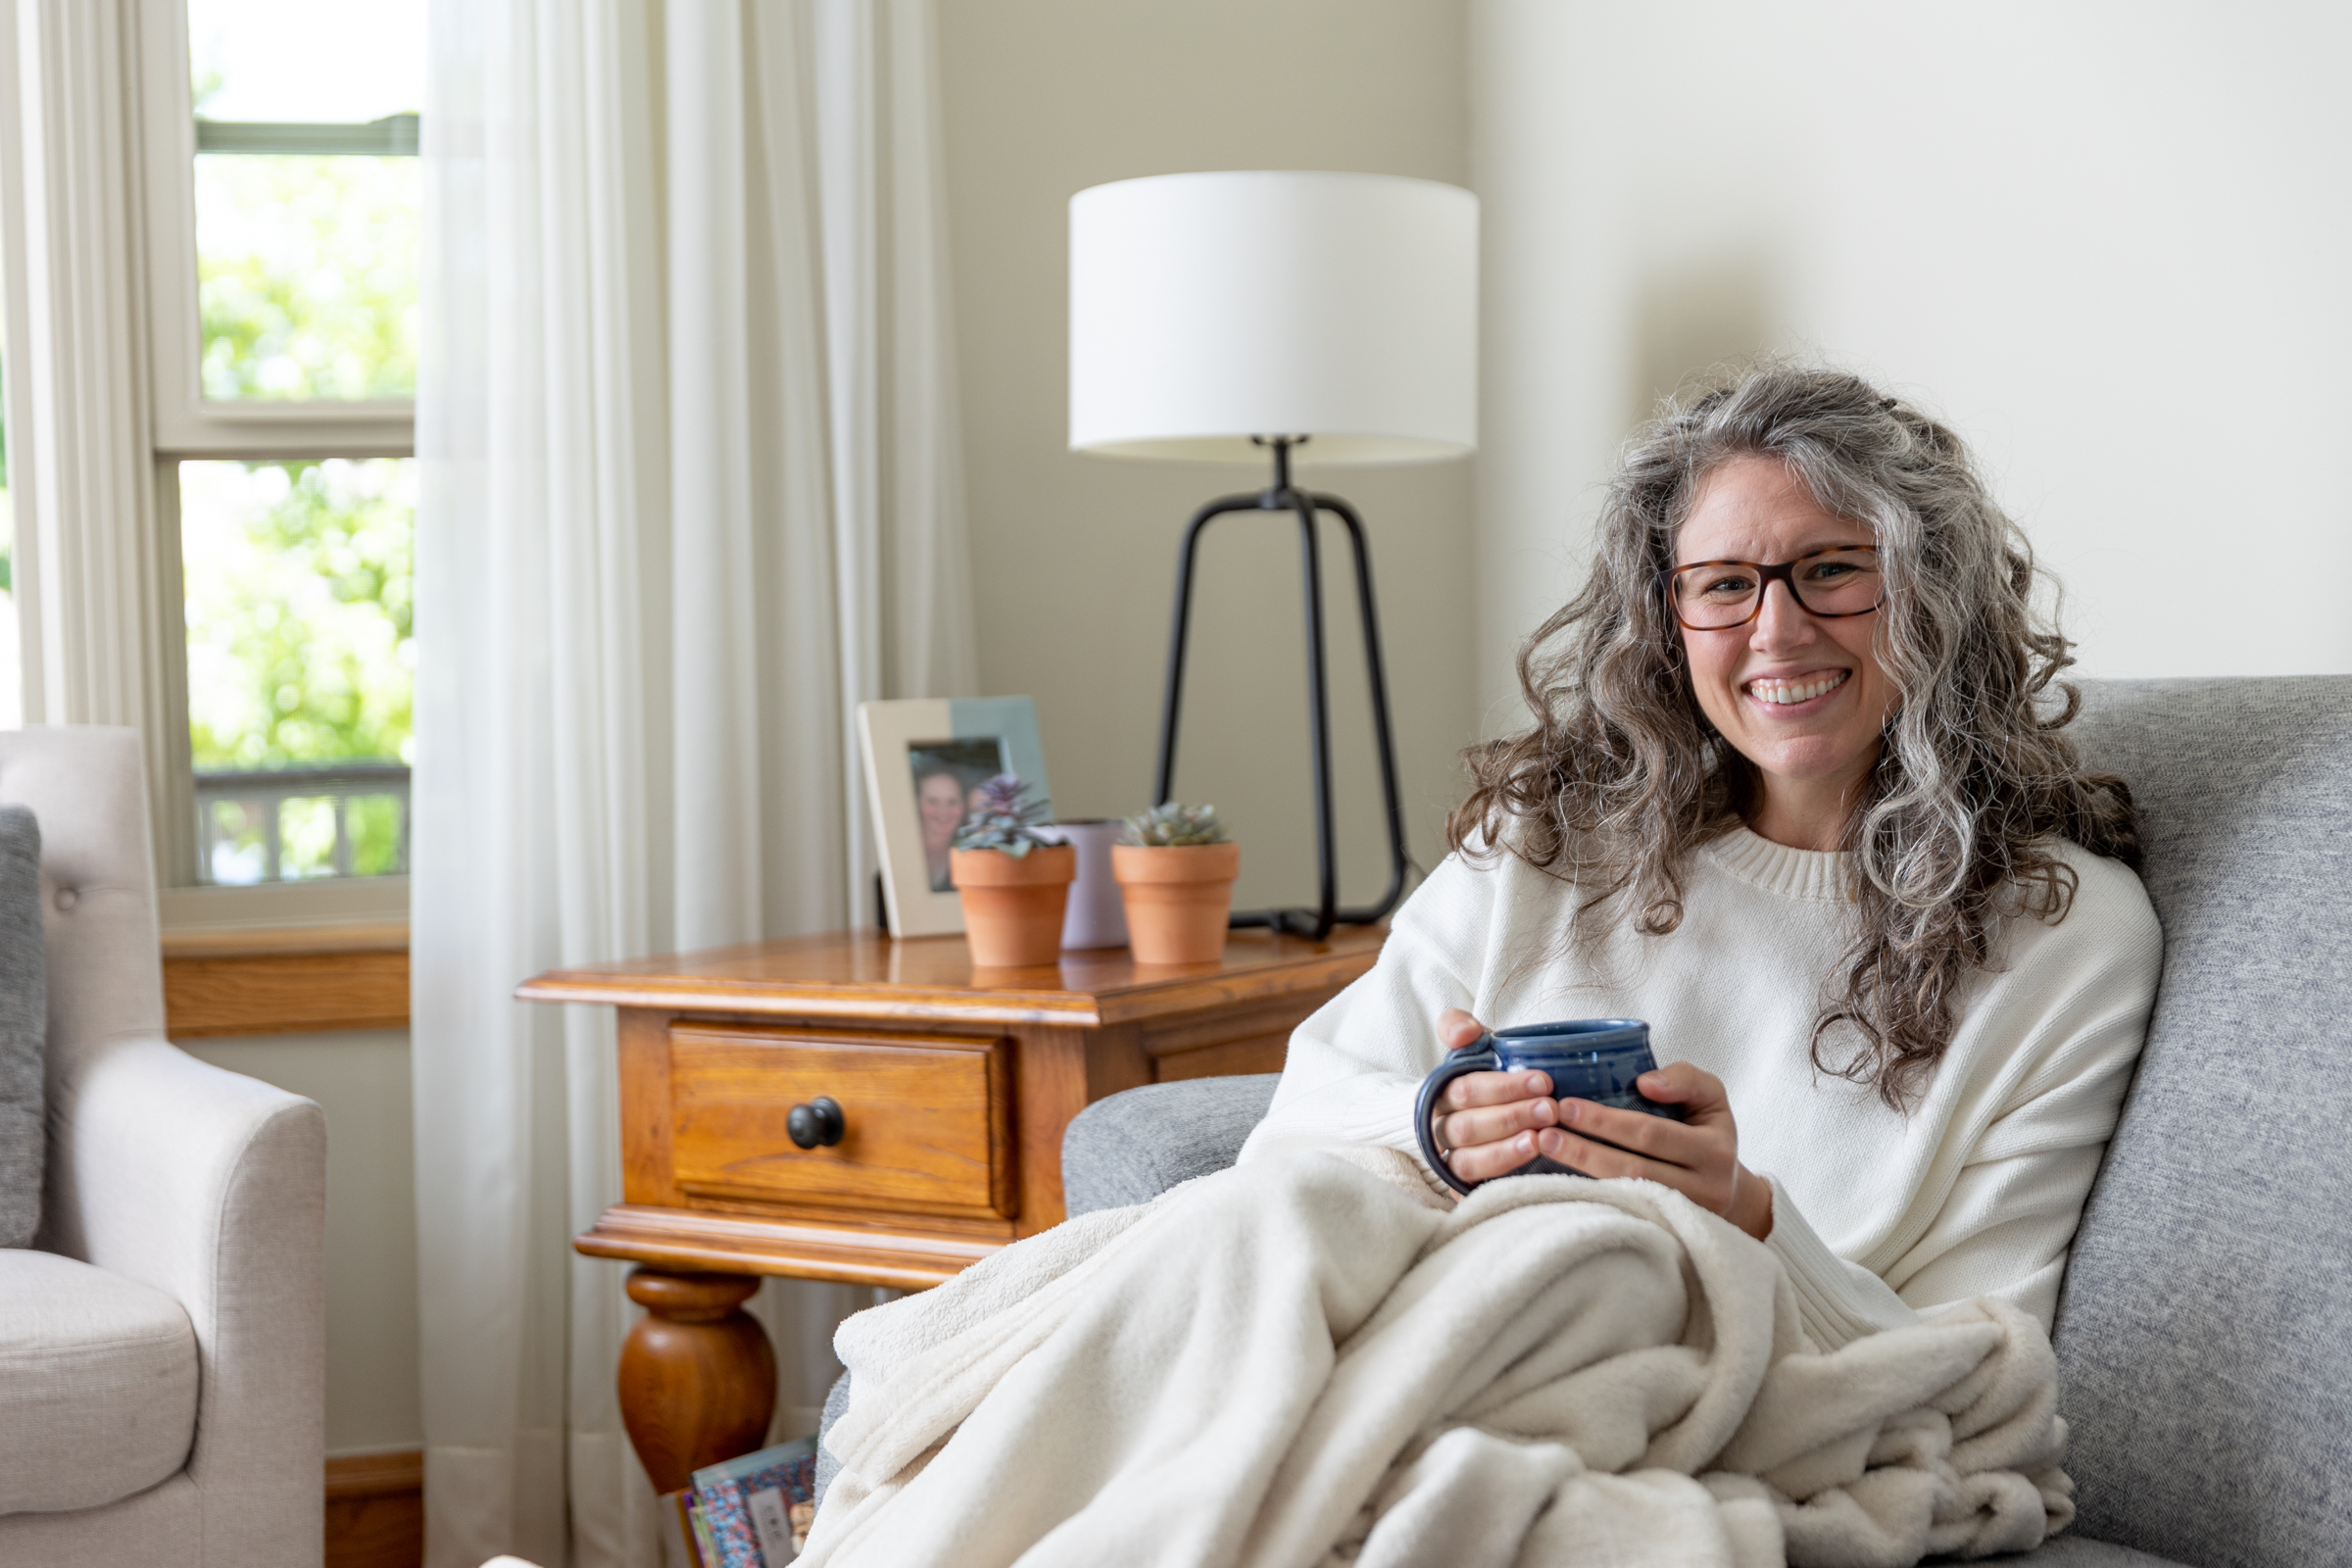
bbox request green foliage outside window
[195,154,418,401]
[182,458,415,770]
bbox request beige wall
[938,0,1478,912]
[183,1029,421,1457]
[1471,0,2352,718]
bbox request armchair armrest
[41,1036,325,1568]
[1059,1075,1278,1217]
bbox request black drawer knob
[787,1097,845,1150]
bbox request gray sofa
[0,727,328,1566]
[828,677,2352,1567]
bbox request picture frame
[857,697,1054,938]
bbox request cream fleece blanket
[804,1149,2072,1568]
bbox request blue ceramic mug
[1413,1018,1686,1197]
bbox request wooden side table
[517,924,1382,1491]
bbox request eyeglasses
[1659,547,1885,631]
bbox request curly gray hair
[1450,363,2139,1109]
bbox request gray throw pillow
[0,805,45,1248]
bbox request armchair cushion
[0,806,41,1248]
[0,1247,197,1513]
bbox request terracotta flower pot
[952,844,1077,967]
[1111,841,1241,964]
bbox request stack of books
[658,1438,821,1567]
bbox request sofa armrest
[1059,1075,1278,1217]
[41,1036,325,1568]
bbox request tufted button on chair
[0,727,326,1567]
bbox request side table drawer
[669,1022,1016,1222]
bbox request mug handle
[1414,1033,1499,1199]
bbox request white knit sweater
[1236,827,2162,1351]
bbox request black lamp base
[1152,437,1411,941]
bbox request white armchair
[0,727,326,1566]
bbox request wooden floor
[326,1451,423,1568]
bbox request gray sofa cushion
[1975,1539,2193,1566]
[816,1364,853,1507]
[0,806,43,1249]
[2053,677,2352,1568]
[1060,1075,1280,1217]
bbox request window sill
[160,919,409,959]
[160,896,410,1038]
[160,874,410,939]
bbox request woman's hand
[1427,1010,1774,1241]
[1428,1008,1567,1184]
[1542,1062,1775,1240]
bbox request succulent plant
[1121,801,1229,848]
[951,772,1055,857]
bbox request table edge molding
[515,949,1381,1028]
[575,1203,1003,1290]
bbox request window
[142,0,423,901]
[187,0,420,405]
[182,457,414,883]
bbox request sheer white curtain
[414,3,974,1564]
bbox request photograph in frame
[858,697,1053,938]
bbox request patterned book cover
[692,1437,819,1567]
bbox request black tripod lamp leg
[1154,493,1263,809]
[1149,453,1411,940]
[1319,492,1411,925]
[1291,489,1339,941]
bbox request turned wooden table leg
[618,1269,778,1494]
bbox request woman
[915,765,968,892]
[1238,365,2160,1352]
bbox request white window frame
[0,1,416,931]
[135,0,413,461]
[134,0,412,929]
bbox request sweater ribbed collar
[1700,824,1856,904]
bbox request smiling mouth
[1745,670,1849,707]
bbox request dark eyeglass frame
[1656,546,1886,632]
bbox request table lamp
[1069,171,1479,939]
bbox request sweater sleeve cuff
[1762,1175,1923,1351]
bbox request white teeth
[1748,671,1848,706]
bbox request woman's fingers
[1439,1069,1553,1113]
[1554,1099,1693,1162]
[1436,1007,1488,1052]
[1530,1128,1656,1183]
[1446,1129,1548,1184]
[1454,1119,1680,1188]
[1441,1094,1558,1152]
[1534,1124,1736,1208]
[1439,1058,1764,1237]
[1426,1050,1752,1227]
[1634,1061,1733,1121]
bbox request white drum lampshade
[1069,171,1478,465]
[1068,172,1478,939]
